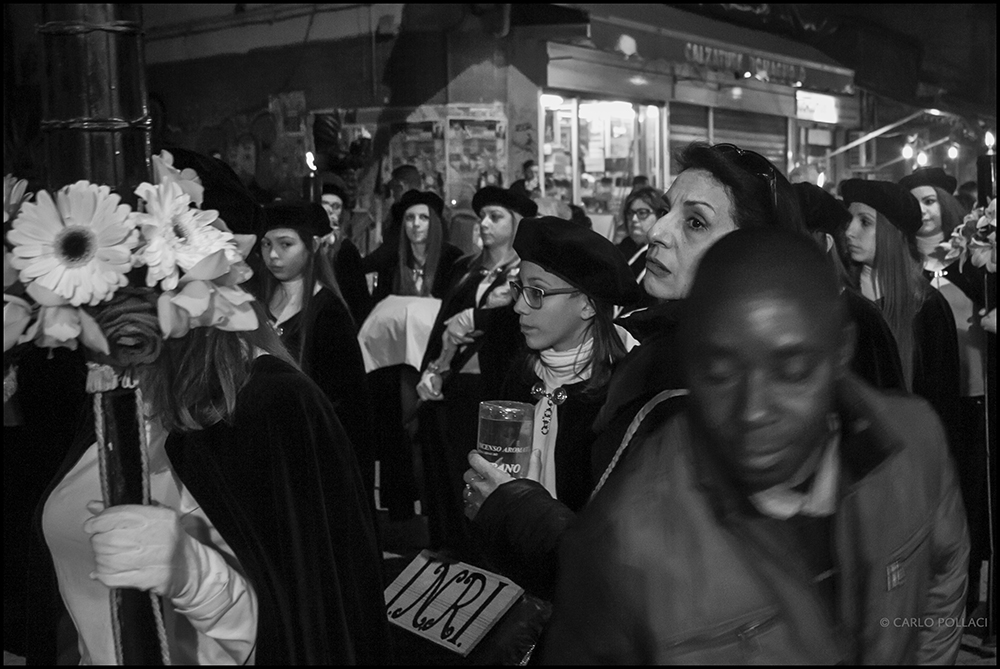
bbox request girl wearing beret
[364,189,464,304]
[905,174,990,612]
[841,179,961,443]
[460,216,641,596]
[260,201,377,504]
[361,189,463,522]
[414,185,537,559]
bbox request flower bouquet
[938,198,997,332]
[4,151,258,376]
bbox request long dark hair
[846,212,926,390]
[259,228,352,358]
[138,301,296,433]
[393,205,445,296]
[933,186,967,237]
[678,142,806,235]
[518,298,627,400]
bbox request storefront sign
[796,91,841,124]
[588,17,853,93]
[684,41,807,86]
[384,550,524,656]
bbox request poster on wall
[387,121,446,197]
[446,118,507,210]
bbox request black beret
[472,185,538,218]
[793,182,850,236]
[514,216,643,307]
[840,179,921,237]
[898,167,957,195]
[392,189,445,223]
[319,173,351,208]
[165,147,265,236]
[261,201,329,238]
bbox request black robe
[842,287,906,391]
[330,238,373,327]
[364,240,464,305]
[909,286,961,441]
[27,356,389,665]
[274,288,377,504]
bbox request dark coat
[329,238,373,326]
[27,356,389,665]
[364,240,464,305]
[167,356,389,665]
[275,288,376,501]
[420,253,522,390]
[543,375,970,664]
[910,286,961,441]
[842,287,906,391]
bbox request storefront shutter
[712,108,787,169]
[668,102,709,176]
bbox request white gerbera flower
[133,180,234,291]
[8,181,137,306]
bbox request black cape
[27,356,390,665]
[274,288,377,504]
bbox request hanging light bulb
[947,145,959,160]
[901,144,914,160]
[986,131,996,150]
[816,172,826,188]
[306,151,317,172]
[916,151,928,167]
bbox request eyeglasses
[628,208,656,222]
[509,281,580,309]
[713,143,779,212]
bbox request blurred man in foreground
[543,227,969,664]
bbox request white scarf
[531,337,593,498]
[749,417,841,520]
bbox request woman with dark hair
[595,141,806,447]
[461,217,640,592]
[901,167,989,612]
[615,185,665,281]
[360,189,462,521]
[414,185,537,559]
[367,189,463,303]
[841,179,960,437]
[260,201,377,502]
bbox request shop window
[542,94,663,239]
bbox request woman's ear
[580,297,596,321]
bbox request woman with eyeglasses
[413,185,538,560]
[461,217,641,591]
[615,186,665,281]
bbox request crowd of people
[3,139,995,665]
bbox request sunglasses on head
[713,143,779,213]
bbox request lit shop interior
[540,93,663,238]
